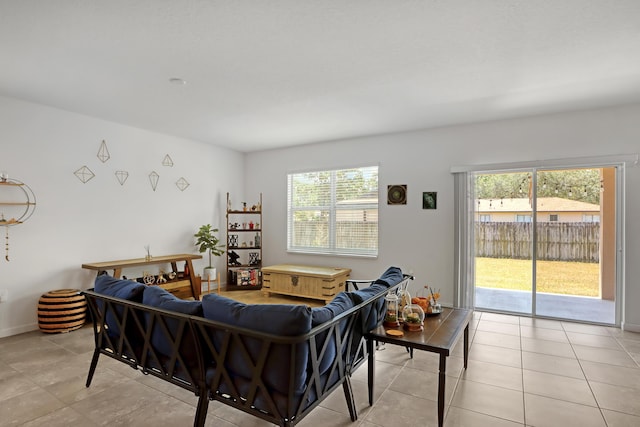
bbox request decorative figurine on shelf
[229,222,240,230]
[143,271,155,285]
[249,252,260,266]
[251,204,258,211]
[144,244,152,261]
[157,269,167,284]
[228,250,241,266]
[242,202,247,211]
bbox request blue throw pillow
[311,292,355,375]
[201,294,312,395]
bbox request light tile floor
[2,311,640,426]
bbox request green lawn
[475,257,600,297]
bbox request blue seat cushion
[311,292,355,375]
[201,294,312,395]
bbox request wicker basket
[37,289,87,333]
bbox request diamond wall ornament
[149,171,159,191]
[162,154,174,167]
[175,177,189,191]
[74,166,95,183]
[97,140,110,163]
[115,171,129,185]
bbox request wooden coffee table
[365,307,472,427]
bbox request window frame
[287,165,379,257]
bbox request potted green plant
[194,224,225,281]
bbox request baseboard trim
[0,322,38,339]
[621,322,640,333]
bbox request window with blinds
[287,165,379,257]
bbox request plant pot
[203,267,217,281]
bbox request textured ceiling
[1,1,640,152]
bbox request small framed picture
[423,192,437,209]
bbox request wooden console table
[261,264,351,303]
[82,254,203,300]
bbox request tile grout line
[563,321,610,427]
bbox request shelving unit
[0,178,36,225]
[226,192,262,291]
[1,177,37,261]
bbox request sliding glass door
[474,171,533,315]
[473,166,618,324]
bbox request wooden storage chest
[261,264,351,303]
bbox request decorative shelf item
[0,175,36,261]
[402,304,425,331]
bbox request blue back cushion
[348,283,389,331]
[374,266,403,288]
[94,274,145,338]
[94,274,145,301]
[201,294,312,395]
[142,286,202,368]
[143,285,202,316]
[311,292,355,375]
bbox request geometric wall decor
[115,170,129,185]
[175,177,189,191]
[74,165,95,183]
[162,154,174,167]
[97,140,110,163]
[387,185,407,205]
[149,171,159,191]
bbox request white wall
[246,104,640,329]
[2,96,639,336]
[0,96,244,337]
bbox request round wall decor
[387,185,407,205]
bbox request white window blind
[287,165,378,257]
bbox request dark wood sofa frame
[82,274,411,427]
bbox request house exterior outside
[476,197,600,223]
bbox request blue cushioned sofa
[82,267,408,427]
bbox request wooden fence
[475,222,600,262]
